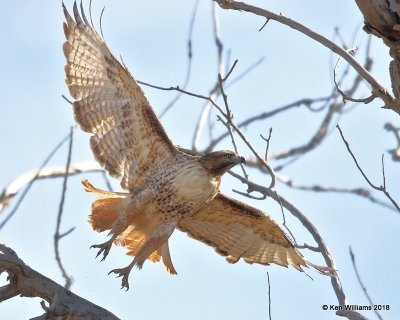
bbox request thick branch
[355,0,400,110]
[0,244,120,320]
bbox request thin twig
[99,6,106,40]
[267,271,272,320]
[54,127,74,290]
[259,18,270,32]
[384,122,400,161]
[142,60,263,151]
[296,243,320,252]
[159,0,199,118]
[333,55,375,104]
[269,40,372,162]
[61,94,73,105]
[260,128,273,161]
[227,57,264,87]
[136,82,277,187]
[0,132,72,229]
[270,102,339,160]
[381,154,386,189]
[213,1,224,76]
[349,247,383,320]
[89,0,94,28]
[191,2,225,151]
[221,59,238,82]
[204,95,333,152]
[213,0,398,114]
[0,162,102,214]
[217,62,249,180]
[228,170,347,305]
[232,188,266,200]
[101,171,113,191]
[274,191,297,244]
[337,124,400,212]
[267,171,397,212]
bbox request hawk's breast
[147,156,220,220]
[171,157,220,211]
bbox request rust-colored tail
[82,179,177,274]
[82,179,128,232]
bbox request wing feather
[63,3,177,190]
[178,193,318,271]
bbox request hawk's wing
[63,3,178,190]
[178,193,324,272]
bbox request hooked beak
[239,156,246,164]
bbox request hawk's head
[200,150,245,176]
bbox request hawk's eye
[226,154,232,160]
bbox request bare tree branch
[349,247,383,320]
[213,0,399,114]
[204,95,333,152]
[217,61,249,179]
[0,132,73,229]
[274,172,397,212]
[384,122,400,161]
[267,271,272,320]
[159,0,199,118]
[0,162,102,215]
[54,127,74,290]
[336,310,371,320]
[269,102,340,160]
[333,53,375,104]
[260,128,273,161]
[269,39,372,162]
[228,171,347,306]
[191,1,225,151]
[355,0,400,110]
[0,244,120,320]
[337,124,400,212]
[296,243,320,252]
[134,82,277,188]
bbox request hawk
[63,2,331,290]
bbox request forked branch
[0,244,120,320]
[213,0,399,115]
[337,124,400,212]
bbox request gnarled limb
[0,244,120,320]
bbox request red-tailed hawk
[63,3,331,289]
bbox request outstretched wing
[63,3,177,190]
[178,193,320,271]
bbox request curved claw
[108,265,133,291]
[90,241,112,261]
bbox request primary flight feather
[63,2,331,290]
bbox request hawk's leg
[91,188,152,261]
[109,222,175,290]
